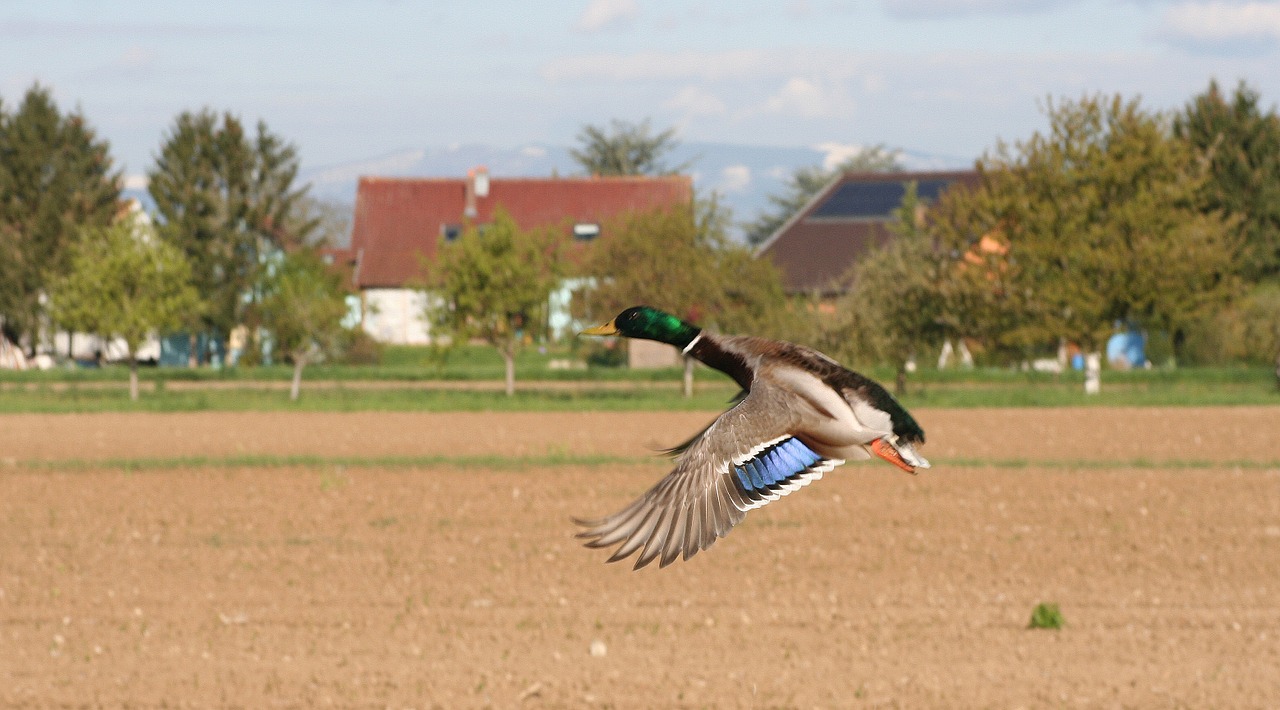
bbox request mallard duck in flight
[575,306,930,570]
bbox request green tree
[426,209,563,396]
[48,222,201,401]
[570,118,687,176]
[1174,79,1280,283]
[836,182,946,394]
[575,202,789,393]
[744,145,902,247]
[935,94,1240,385]
[1237,284,1280,386]
[927,178,1023,364]
[579,204,786,335]
[147,110,315,363]
[257,249,351,401]
[1184,281,1280,370]
[0,84,121,351]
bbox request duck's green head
[581,306,701,349]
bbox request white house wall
[361,279,587,346]
[47,331,161,363]
[548,277,595,341]
[362,288,433,345]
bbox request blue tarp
[1106,329,1145,369]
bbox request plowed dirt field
[2,407,1279,708]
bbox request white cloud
[765,77,822,115]
[119,46,154,70]
[123,174,149,191]
[574,0,639,32]
[539,44,1277,162]
[719,164,752,192]
[542,49,796,82]
[814,142,864,170]
[80,44,159,82]
[813,142,904,170]
[663,85,727,116]
[520,144,548,158]
[763,77,856,119]
[305,149,428,185]
[787,0,814,18]
[862,71,887,94]
[1161,1,1280,47]
[882,0,1064,19]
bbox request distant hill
[298,141,972,243]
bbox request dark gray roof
[756,170,979,294]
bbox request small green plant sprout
[1028,602,1064,630]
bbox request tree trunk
[894,365,907,397]
[188,332,198,368]
[129,358,140,401]
[682,356,694,398]
[504,350,516,397]
[290,354,307,401]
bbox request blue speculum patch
[733,438,822,494]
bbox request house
[331,169,693,344]
[755,170,979,295]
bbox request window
[573,222,600,241]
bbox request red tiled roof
[756,170,978,294]
[318,246,359,288]
[349,175,693,288]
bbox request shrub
[1028,602,1064,630]
[1181,282,1280,366]
[339,329,384,366]
[584,341,626,368]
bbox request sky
[3,0,1280,189]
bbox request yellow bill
[580,319,619,336]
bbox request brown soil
[2,407,1279,708]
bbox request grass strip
[0,385,746,414]
[1,382,1277,412]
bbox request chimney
[464,166,489,219]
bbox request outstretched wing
[574,385,844,570]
